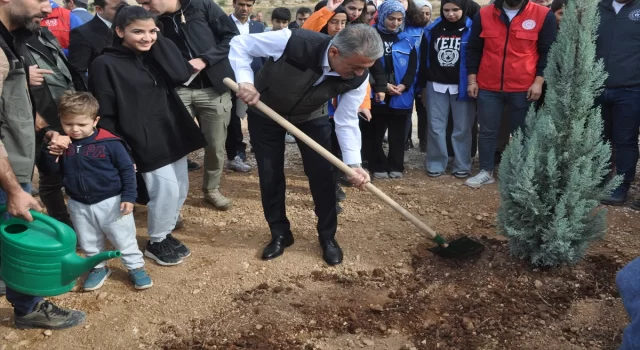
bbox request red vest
[42,7,72,49]
[477,2,549,92]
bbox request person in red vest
[42,0,83,56]
[464,0,556,188]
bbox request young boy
[38,91,152,291]
[271,7,291,31]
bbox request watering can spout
[61,251,121,285]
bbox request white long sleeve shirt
[228,28,366,165]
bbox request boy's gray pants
[141,156,188,243]
[68,195,144,270]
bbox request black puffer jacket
[88,36,207,173]
[157,0,239,94]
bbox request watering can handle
[0,205,70,241]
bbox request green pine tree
[497,0,619,267]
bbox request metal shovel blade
[428,236,485,259]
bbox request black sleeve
[466,12,483,75]
[369,58,387,93]
[89,60,119,136]
[149,35,193,85]
[199,0,240,66]
[536,11,557,77]
[400,47,418,87]
[68,29,90,84]
[417,32,429,88]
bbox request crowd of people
[0,0,638,344]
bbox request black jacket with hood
[157,0,239,94]
[88,35,207,173]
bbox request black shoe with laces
[166,234,191,258]
[187,159,201,171]
[144,239,184,266]
[320,238,343,266]
[14,300,86,330]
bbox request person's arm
[333,75,368,165]
[465,12,483,76]
[400,47,418,87]
[109,142,137,205]
[0,50,42,220]
[370,58,387,92]
[197,0,240,68]
[35,144,61,176]
[536,10,557,78]
[229,29,292,85]
[68,29,90,84]
[89,61,119,135]
[149,35,193,85]
[302,7,336,32]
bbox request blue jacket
[617,257,640,350]
[376,31,416,110]
[423,16,473,101]
[71,8,94,25]
[37,128,137,205]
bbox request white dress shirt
[97,13,112,28]
[231,14,250,35]
[229,28,366,165]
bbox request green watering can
[0,206,120,296]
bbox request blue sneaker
[83,267,111,291]
[128,268,153,290]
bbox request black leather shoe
[321,239,343,266]
[262,234,294,260]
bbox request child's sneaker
[83,267,111,291]
[389,171,403,179]
[373,172,389,179]
[144,240,183,266]
[128,268,153,290]
[464,170,495,188]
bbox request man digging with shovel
[229,24,380,266]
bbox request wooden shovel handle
[223,78,445,244]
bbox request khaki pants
[177,87,232,192]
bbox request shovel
[224,78,484,259]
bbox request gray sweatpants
[141,156,188,243]
[68,195,144,270]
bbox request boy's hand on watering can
[348,167,370,190]
[7,190,42,222]
[120,202,134,216]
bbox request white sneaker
[227,156,251,172]
[285,133,296,143]
[373,172,389,179]
[464,170,495,188]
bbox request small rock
[570,327,579,333]
[4,331,18,341]
[84,325,91,330]
[534,280,543,289]
[462,317,475,331]
[257,283,269,290]
[370,304,384,312]
[97,292,108,300]
[17,340,30,347]
[362,339,375,346]
[273,286,285,293]
[441,210,449,216]
[475,215,483,221]
[43,330,53,337]
[192,289,201,295]
[241,262,250,270]
[255,324,263,330]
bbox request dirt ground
[1,116,638,350]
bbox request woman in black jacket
[89,5,206,267]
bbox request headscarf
[413,0,432,11]
[440,0,470,28]
[376,0,406,34]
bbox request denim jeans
[425,82,476,173]
[477,89,531,171]
[596,85,640,188]
[0,183,44,315]
[617,257,640,350]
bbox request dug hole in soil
[1,116,637,350]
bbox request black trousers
[225,95,247,160]
[329,118,343,182]
[248,110,337,241]
[34,142,72,227]
[359,117,374,164]
[370,105,409,173]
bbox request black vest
[253,29,368,124]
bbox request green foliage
[497,0,620,267]
[218,0,227,6]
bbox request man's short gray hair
[330,24,383,61]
